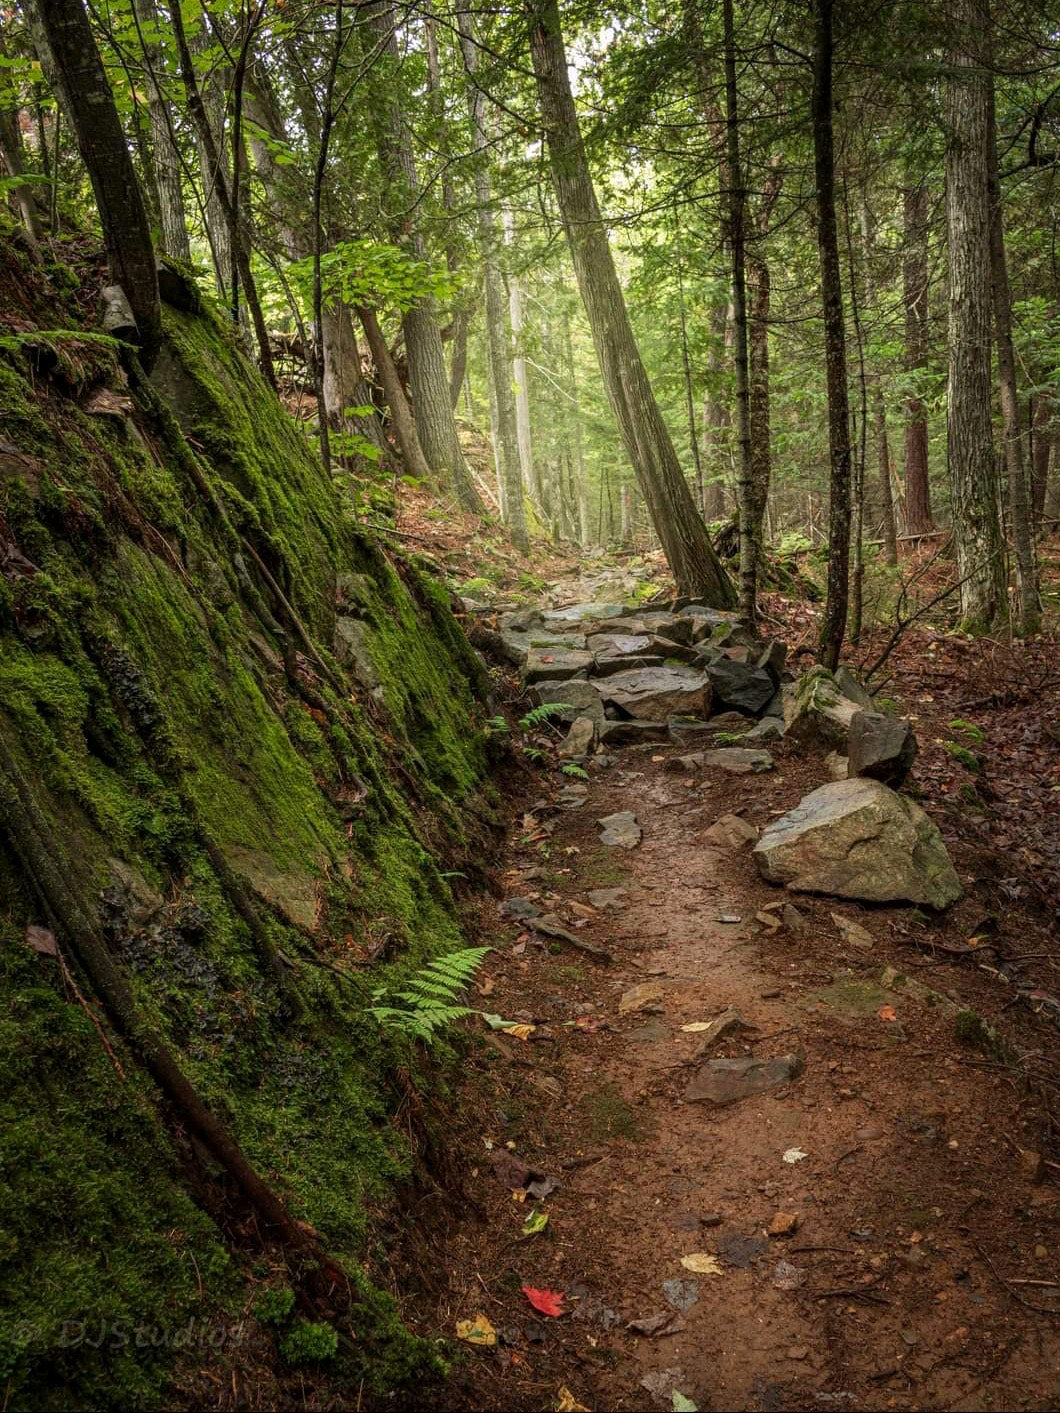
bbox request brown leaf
[25,924,57,956]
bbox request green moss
[0,262,493,1406]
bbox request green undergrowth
[0,229,496,1409]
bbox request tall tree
[457,11,528,552]
[527,0,734,604]
[945,0,1004,631]
[367,1,485,515]
[722,0,756,625]
[812,0,852,669]
[131,0,190,262]
[987,84,1040,635]
[902,178,934,536]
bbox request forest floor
[381,532,1060,1413]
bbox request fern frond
[519,702,570,730]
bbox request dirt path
[398,701,1059,1412]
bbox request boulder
[783,668,862,748]
[706,659,776,715]
[847,710,917,786]
[558,716,596,759]
[527,678,601,712]
[597,666,711,722]
[498,606,544,633]
[685,1053,803,1106]
[678,605,736,643]
[602,613,694,646]
[591,634,666,677]
[499,628,587,667]
[524,646,594,682]
[753,777,962,909]
[755,639,788,683]
[743,718,782,744]
[701,747,774,774]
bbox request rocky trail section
[403,588,1060,1413]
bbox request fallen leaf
[455,1313,496,1346]
[877,1004,897,1022]
[522,1285,565,1317]
[556,1389,589,1413]
[755,910,782,932]
[522,1208,549,1237]
[679,1253,723,1275]
[627,1310,687,1337]
[680,1021,712,1033]
[506,1024,536,1041]
[672,1394,700,1413]
[782,1147,808,1164]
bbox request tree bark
[987,84,1040,635]
[1030,392,1054,524]
[132,0,190,262]
[812,0,852,669]
[358,305,433,483]
[458,12,528,553]
[367,2,484,515]
[902,180,933,535]
[722,0,756,626]
[748,159,782,568]
[26,0,162,368]
[527,0,734,605]
[945,0,1004,632]
[859,199,898,565]
[0,105,44,243]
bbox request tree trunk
[26,0,161,368]
[748,159,782,567]
[945,0,1004,632]
[527,0,734,605]
[1031,392,1054,524]
[132,0,190,262]
[0,106,44,243]
[812,0,852,669]
[859,199,898,565]
[367,2,484,515]
[987,85,1040,635]
[701,297,730,518]
[722,0,756,626]
[902,180,934,535]
[458,11,528,553]
[358,306,433,482]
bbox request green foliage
[560,762,589,779]
[293,241,456,316]
[279,1321,339,1366]
[518,702,570,731]
[943,741,981,772]
[368,947,490,1043]
[948,718,985,743]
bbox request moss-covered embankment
[0,232,498,1409]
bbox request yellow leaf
[455,1313,497,1346]
[506,1023,535,1041]
[680,1253,724,1275]
[556,1388,589,1412]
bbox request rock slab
[598,810,642,848]
[598,666,711,722]
[685,1053,803,1106]
[847,710,917,785]
[753,777,961,909]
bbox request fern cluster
[518,702,569,730]
[368,947,490,1042]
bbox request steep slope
[0,228,496,1409]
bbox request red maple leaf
[521,1285,565,1317]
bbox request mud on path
[396,723,1059,1412]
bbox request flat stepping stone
[524,647,594,682]
[599,719,671,745]
[701,747,774,774]
[704,813,759,848]
[597,810,642,847]
[586,887,627,910]
[597,666,710,722]
[542,603,625,628]
[685,1053,803,1106]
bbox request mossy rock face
[0,234,492,1408]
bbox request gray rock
[705,659,776,715]
[615,612,695,645]
[753,777,962,909]
[685,1053,803,1106]
[524,646,594,682]
[586,887,627,910]
[599,719,671,745]
[598,666,711,722]
[499,628,588,667]
[498,606,544,632]
[663,752,705,772]
[528,678,602,712]
[558,716,596,759]
[824,750,849,780]
[598,810,642,847]
[755,639,788,682]
[743,718,783,743]
[848,710,917,786]
[701,747,774,774]
[592,633,667,676]
[834,664,875,709]
[783,668,863,747]
[543,602,625,628]
[334,617,380,689]
[704,813,758,848]
[557,783,589,809]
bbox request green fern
[368,946,490,1042]
[561,762,589,779]
[519,702,570,730]
[523,744,546,763]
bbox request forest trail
[399,586,1060,1413]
